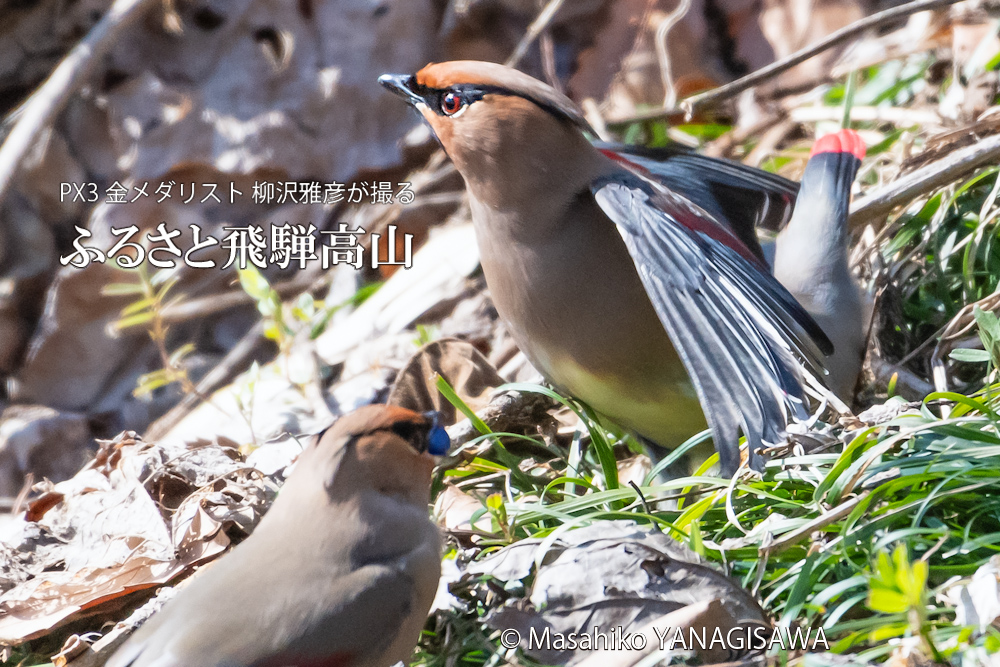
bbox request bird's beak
[378,74,424,107]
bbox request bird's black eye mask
[388,412,450,456]
[379,73,592,132]
[332,415,450,456]
[426,83,591,131]
[418,82,492,117]
[312,412,450,457]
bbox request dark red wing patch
[810,129,866,160]
[666,203,770,271]
[599,148,651,177]
[599,149,768,270]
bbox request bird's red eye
[441,92,463,115]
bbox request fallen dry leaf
[389,337,505,424]
[0,431,275,645]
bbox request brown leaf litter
[0,430,276,646]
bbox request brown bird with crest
[379,61,853,475]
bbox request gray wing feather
[593,176,826,474]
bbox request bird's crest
[412,61,594,133]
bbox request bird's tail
[793,129,866,240]
[774,129,868,403]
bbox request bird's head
[300,404,450,507]
[379,61,601,205]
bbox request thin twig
[159,270,324,325]
[581,98,612,142]
[703,110,789,158]
[929,290,1000,393]
[0,0,159,210]
[654,0,693,109]
[744,119,795,167]
[789,105,942,125]
[608,0,966,126]
[11,473,35,516]
[681,0,964,115]
[144,321,265,442]
[761,491,870,555]
[539,30,562,92]
[506,0,568,69]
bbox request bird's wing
[250,564,419,667]
[108,563,420,667]
[591,173,831,475]
[596,142,799,255]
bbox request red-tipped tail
[809,129,866,160]
[782,127,865,256]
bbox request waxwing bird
[625,131,869,402]
[107,404,449,667]
[773,130,868,401]
[379,61,833,476]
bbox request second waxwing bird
[379,61,833,476]
[773,130,868,401]
[107,404,450,667]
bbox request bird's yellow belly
[539,349,708,448]
[473,197,708,452]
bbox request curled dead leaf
[24,490,65,522]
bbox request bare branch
[144,322,265,442]
[849,132,1000,227]
[506,0,568,69]
[607,0,966,126]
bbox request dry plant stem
[505,0,568,68]
[789,105,942,125]
[148,299,199,399]
[159,268,325,325]
[850,133,1000,228]
[654,0,694,109]
[850,195,909,272]
[610,0,966,125]
[870,356,935,399]
[539,30,562,92]
[681,0,965,115]
[761,491,870,555]
[581,98,612,142]
[10,472,34,515]
[744,119,795,167]
[929,291,1000,392]
[144,321,265,441]
[703,110,789,159]
[895,326,941,367]
[445,389,558,449]
[0,0,157,210]
[160,290,269,325]
[63,593,171,666]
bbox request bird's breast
[469,196,706,445]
